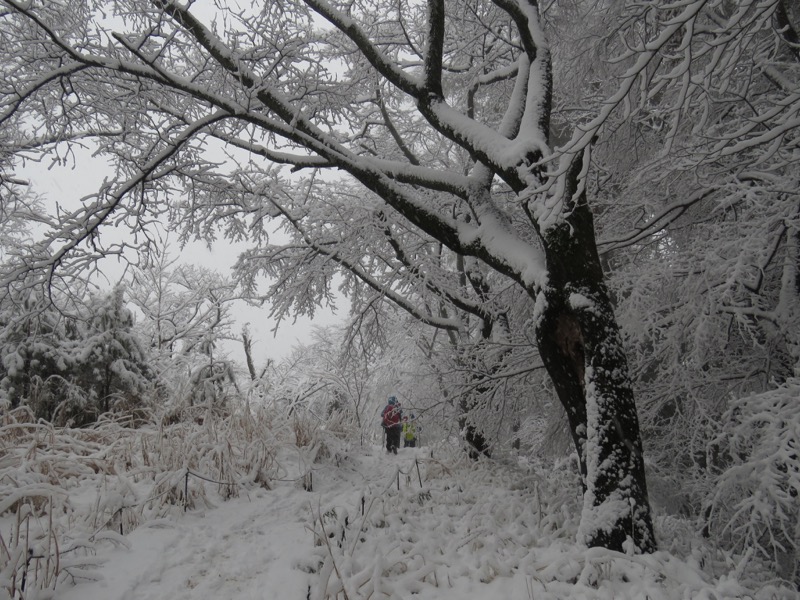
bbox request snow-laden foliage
[0,398,319,599]
[0,285,154,425]
[127,253,238,358]
[707,380,800,583]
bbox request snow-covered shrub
[0,396,292,597]
[0,409,126,598]
[0,497,65,599]
[160,360,241,427]
[291,410,318,448]
[709,379,800,585]
[0,285,155,427]
[324,402,360,440]
[150,402,284,504]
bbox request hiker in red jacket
[381,396,402,454]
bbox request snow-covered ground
[2,415,797,600]
[59,485,310,600]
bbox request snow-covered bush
[708,379,800,585]
[0,395,291,598]
[0,285,155,426]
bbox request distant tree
[71,284,153,418]
[125,250,247,419]
[0,284,154,424]
[128,251,238,358]
[0,286,69,416]
[311,327,375,440]
[267,343,332,418]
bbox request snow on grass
[1,406,798,600]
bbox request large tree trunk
[534,161,656,553]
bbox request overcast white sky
[15,147,343,368]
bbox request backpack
[382,404,401,427]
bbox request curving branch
[424,0,445,98]
[299,0,423,97]
[598,190,714,254]
[377,212,493,325]
[268,195,463,331]
[376,87,421,166]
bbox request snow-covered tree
[125,251,249,420]
[10,0,797,552]
[0,286,70,416]
[128,251,238,358]
[0,284,154,424]
[549,0,800,570]
[73,284,153,417]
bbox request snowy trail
[58,444,415,600]
[60,484,313,600]
[23,441,784,600]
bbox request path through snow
[54,442,783,600]
[58,443,420,600]
[60,484,311,600]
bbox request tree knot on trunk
[555,311,585,388]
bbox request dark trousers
[386,426,401,453]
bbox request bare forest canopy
[0,0,799,577]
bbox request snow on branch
[300,0,424,97]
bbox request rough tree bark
[535,157,655,551]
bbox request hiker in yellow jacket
[402,415,417,448]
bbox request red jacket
[382,404,401,428]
